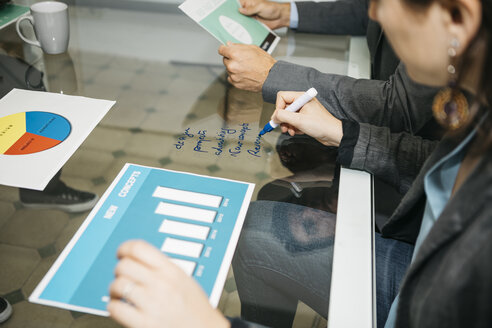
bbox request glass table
[0,1,373,327]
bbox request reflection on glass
[0,53,45,97]
[218,84,263,124]
[233,132,340,326]
[183,74,263,126]
[43,52,78,94]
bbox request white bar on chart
[161,237,203,258]
[159,219,210,240]
[153,186,222,208]
[155,202,216,223]
[170,258,197,276]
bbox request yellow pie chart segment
[0,112,26,154]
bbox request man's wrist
[279,2,291,28]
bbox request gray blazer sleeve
[350,123,439,194]
[295,0,369,35]
[263,61,439,134]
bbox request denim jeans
[232,200,414,328]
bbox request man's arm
[263,62,439,134]
[239,0,369,35]
[295,0,369,35]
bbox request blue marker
[258,87,318,136]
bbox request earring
[432,37,469,130]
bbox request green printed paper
[180,0,279,53]
[0,4,29,30]
[200,0,269,45]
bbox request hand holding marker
[258,88,318,136]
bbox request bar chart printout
[29,163,255,316]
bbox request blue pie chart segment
[26,111,71,142]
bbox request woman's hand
[273,91,343,147]
[108,240,230,328]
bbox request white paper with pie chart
[0,88,115,190]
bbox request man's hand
[219,42,277,92]
[239,0,291,30]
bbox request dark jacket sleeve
[337,120,360,166]
[350,123,439,194]
[263,61,439,135]
[295,0,369,35]
[295,0,399,80]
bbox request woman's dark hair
[405,0,492,150]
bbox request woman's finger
[114,257,154,285]
[274,109,303,129]
[118,240,167,270]
[107,298,145,328]
[288,126,297,136]
[275,91,304,111]
[109,276,146,309]
[118,240,184,278]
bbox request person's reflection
[0,53,45,95]
[276,133,337,175]
[231,133,340,327]
[233,199,335,328]
[182,74,263,126]
[272,198,335,253]
[217,82,263,124]
[259,133,339,211]
[43,52,78,94]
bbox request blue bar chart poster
[29,163,255,316]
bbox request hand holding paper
[180,0,280,54]
[238,0,292,30]
[219,42,277,92]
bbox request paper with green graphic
[179,0,280,54]
[0,4,29,30]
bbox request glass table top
[0,1,354,327]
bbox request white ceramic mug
[16,1,69,54]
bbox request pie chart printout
[0,111,71,155]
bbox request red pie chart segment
[4,132,62,155]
